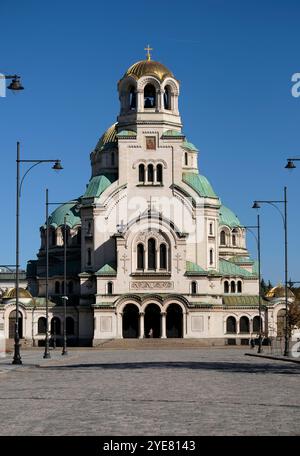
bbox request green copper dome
[48,200,81,228]
[182,172,218,199]
[219,205,242,228]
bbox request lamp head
[52,161,63,171]
[252,201,261,209]
[7,77,24,91]
[285,160,296,170]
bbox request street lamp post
[12,142,63,365]
[241,215,263,353]
[61,215,68,356]
[252,186,289,357]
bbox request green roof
[162,130,185,137]
[95,264,117,276]
[116,130,136,137]
[229,256,254,265]
[219,259,256,278]
[182,172,218,199]
[223,296,268,307]
[182,141,198,151]
[219,205,242,228]
[83,175,113,199]
[48,200,81,228]
[186,261,207,275]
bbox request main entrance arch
[123,304,139,338]
[166,304,183,338]
[144,304,161,338]
[9,310,23,339]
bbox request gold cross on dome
[144,44,153,61]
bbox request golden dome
[265,284,295,299]
[95,123,118,152]
[2,287,33,299]
[124,60,174,81]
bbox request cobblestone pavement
[0,348,299,436]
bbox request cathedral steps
[93,338,236,349]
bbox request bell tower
[117,47,182,131]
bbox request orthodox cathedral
[1,50,291,347]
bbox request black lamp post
[252,187,289,357]
[240,215,263,353]
[43,196,79,357]
[12,142,63,365]
[62,214,69,356]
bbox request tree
[288,301,300,335]
[267,280,273,291]
[261,278,267,294]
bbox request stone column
[137,90,144,112]
[139,312,145,339]
[161,312,166,339]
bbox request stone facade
[1,55,292,346]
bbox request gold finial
[144,44,153,61]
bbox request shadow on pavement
[40,361,300,374]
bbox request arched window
[148,238,156,270]
[209,249,214,265]
[240,316,250,333]
[147,164,154,183]
[185,152,188,166]
[144,84,156,108]
[209,223,213,236]
[107,282,113,295]
[253,316,262,333]
[87,248,92,266]
[66,317,75,335]
[231,281,236,293]
[68,281,74,295]
[164,85,171,109]
[139,164,145,183]
[237,280,242,293]
[191,281,197,294]
[157,164,163,184]
[137,243,145,269]
[129,86,136,110]
[226,317,237,334]
[55,281,60,294]
[220,230,226,245]
[232,229,238,246]
[159,243,167,269]
[38,317,47,334]
[224,281,229,294]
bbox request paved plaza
[0,347,299,436]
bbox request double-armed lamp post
[13,144,63,365]
[252,187,289,357]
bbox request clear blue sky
[0,0,299,283]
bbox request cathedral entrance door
[144,304,161,338]
[123,304,139,338]
[166,304,183,338]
